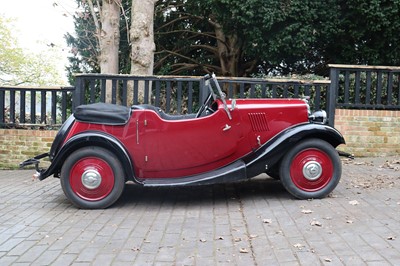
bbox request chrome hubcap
[81,169,102,189]
[302,161,322,181]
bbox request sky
[1,0,77,82]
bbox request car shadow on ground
[113,175,291,208]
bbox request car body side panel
[232,99,309,150]
[137,106,247,178]
[60,98,310,180]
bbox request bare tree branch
[87,0,101,43]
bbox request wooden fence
[1,65,400,128]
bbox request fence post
[73,75,85,111]
[327,67,339,127]
[0,90,4,124]
[199,77,207,106]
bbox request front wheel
[60,147,125,209]
[280,139,341,199]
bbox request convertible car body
[21,74,347,209]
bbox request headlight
[309,110,327,124]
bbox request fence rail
[217,77,330,111]
[0,86,75,127]
[328,64,400,125]
[73,74,206,114]
[2,65,400,128]
[75,73,330,113]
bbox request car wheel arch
[268,131,344,172]
[51,132,136,182]
[245,123,345,178]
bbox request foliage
[154,0,342,77]
[65,0,132,85]
[327,0,400,67]
[0,15,64,86]
[67,0,400,80]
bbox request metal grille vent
[248,113,269,132]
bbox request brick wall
[0,129,58,169]
[334,109,400,157]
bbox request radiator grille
[248,113,269,132]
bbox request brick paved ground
[1,157,400,265]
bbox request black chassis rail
[19,152,50,176]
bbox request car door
[139,108,246,179]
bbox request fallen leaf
[293,243,304,249]
[239,248,249,253]
[349,200,359,206]
[301,209,313,214]
[310,220,322,227]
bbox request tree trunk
[129,0,157,104]
[99,0,120,103]
[214,23,242,77]
[214,22,243,95]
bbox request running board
[141,160,246,187]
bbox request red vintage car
[21,74,348,209]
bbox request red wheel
[69,157,115,201]
[280,139,341,199]
[289,149,334,191]
[61,147,125,209]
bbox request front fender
[39,131,136,182]
[244,123,345,178]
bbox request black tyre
[60,146,125,209]
[279,138,341,199]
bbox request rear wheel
[280,139,341,199]
[60,147,125,209]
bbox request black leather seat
[132,104,196,120]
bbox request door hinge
[136,120,139,144]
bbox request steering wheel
[196,92,215,118]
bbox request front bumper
[19,152,50,180]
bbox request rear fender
[40,131,136,182]
[244,123,345,178]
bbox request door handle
[223,124,231,131]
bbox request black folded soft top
[74,103,131,125]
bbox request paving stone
[1,157,400,265]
